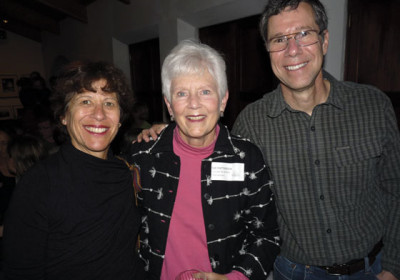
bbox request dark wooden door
[129,38,163,123]
[345,0,400,91]
[345,0,400,126]
[200,15,278,129]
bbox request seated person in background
[111,101,150,155]
[0,126,16,272]
[0,126,16,227]
[126,40,280,280]
[7,134,50,180]
[131,101,151,129]
[35,109,60,154]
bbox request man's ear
[322,29,329,55]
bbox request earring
[170,115,174,122]
[118,123,122,128]
[220,111,224,117]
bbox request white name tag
[211,162,245,181]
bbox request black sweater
[3,143,143,280]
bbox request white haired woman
[126,40,280,280]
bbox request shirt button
[208,224,215,230]
[327,228,332,234]
[311,126,315,131]
[315,160,320,166]
[320,195,325,200]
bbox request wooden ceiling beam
[0,0,130,42]
[0,20,42,42]
[35,0,88,23]
[1,0,60,34]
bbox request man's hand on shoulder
[377,270,398,280]
[193,272,228,280]
[135,123,168,143]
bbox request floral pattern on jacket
[126,123,280,280]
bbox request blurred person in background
[7,134,50,180]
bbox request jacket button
[208,224,215,230]
[204,193,211,200]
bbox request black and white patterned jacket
[126,122,280,280]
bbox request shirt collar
[267,70,344,118]
[150,122,238,156]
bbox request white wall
[321,0,347,80]
[112,37,132,87]
[176,19,198,46]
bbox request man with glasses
[138,0,400,279]
[232,0,400,279]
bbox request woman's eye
[81,100,91,105]
[104,101,116,107]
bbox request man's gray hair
[259,0,328,43]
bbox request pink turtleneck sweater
[160,126,248,280]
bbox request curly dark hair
[259,0,328,43]
[51,61,134,137]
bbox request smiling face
[61,79,121,159]
[267,2,329,93]
[165,69,228,148]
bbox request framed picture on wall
[12,105,24,119]
[0,106,13,120]
[0,74,18,97]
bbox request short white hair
[161,40,227,102]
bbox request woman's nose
[92,104,106,120]
[188,94,200,108]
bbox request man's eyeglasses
[267,29,323,53]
